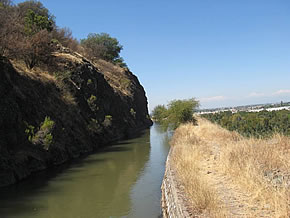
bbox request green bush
[24,9,53,35]
[43,133,53,148]
[24,121,35,142]
[87,95,97,111]
[202,110,290,138]
[80,33,123,62]
[87,79,92,85]
[38,116,55,149]
[152,98,199,130]
[151,105,167,122]
[130,108,136,118]
[41,116,55,131]
[88,118,102,134]
[103,115,112,127]
[25,116,55,150]
[114,57,127,68]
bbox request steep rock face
[0,51,152,187]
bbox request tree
[16,0,55,68]
[165,98,199,129]
[151,105,167,122]
[24,8,53,35]
[152,98,199,130]
[0,0,58,68]
[80,33,123,63]
[17,0,55,27]
[14,29,53,69]
[16,1,54,35]
[0,0,19,56]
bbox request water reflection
[0,124,170,218]
[129,124,171,218]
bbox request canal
[0,124,170,218]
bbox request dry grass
[93,59,133,96]
[11,59,56,83]
[170,123,226,216]
[170,117,290,217]
[52,52,83,64]
[10,58,76,105]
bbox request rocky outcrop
[0,50,152,187]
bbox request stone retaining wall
[161,148,191,218]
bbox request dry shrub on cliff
[171,118,290,217]
[52,27,84,54]
[19,30,54,69]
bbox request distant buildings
[196,102,290,115]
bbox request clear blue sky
[15,0,290,110]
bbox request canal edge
[161,147,192,218]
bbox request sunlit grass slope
[170,118,290,217]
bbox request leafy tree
[16,0,55,68]
[0,1,54,66]
[24,9,53,35]
[113,57,127,68]
[165,98,199,129]
[153,98,199,130]
[81,33,123,63]
[17,0,55,27]
[151,105,167,122]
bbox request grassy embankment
[170,118,290,217]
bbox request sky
[14,0,290,110]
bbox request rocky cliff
[0,48,152,187]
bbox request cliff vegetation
[0,0,152,186]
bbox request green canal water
[0,124,171,218]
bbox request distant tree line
[0,0,126,68]
[202,110,290,137]
[152,98,199,130]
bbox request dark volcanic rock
[0,53,152,187]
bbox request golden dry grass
[10,58,76,105]
[170,117,290,217]
[11,59,56,82]
[170,122,226,216]
[93,59,133,96]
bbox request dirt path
[200,142,275,217]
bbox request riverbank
[162,118,290,217]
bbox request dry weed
[170,123,225,216]
[170,118,290,217]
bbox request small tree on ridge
[81,33,123,63]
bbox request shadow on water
[0,155,108,216]
[0,125,171,218]
[0,144,132,195]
